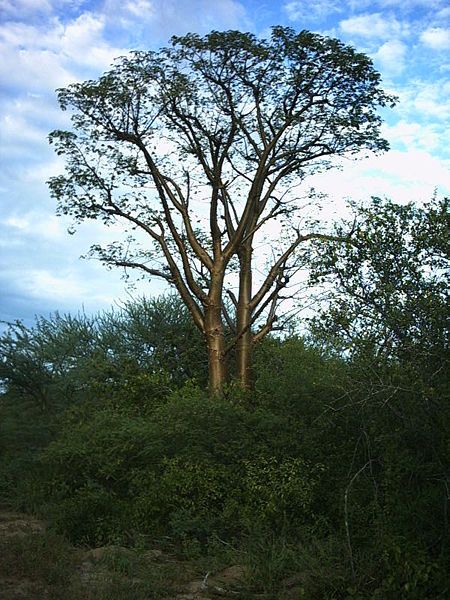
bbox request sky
[1,0,449,327]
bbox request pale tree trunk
[204,274,227,395]
[236,242,253,389]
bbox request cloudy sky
[1,0,449,327]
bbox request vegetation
[0,195,448,598]
[48,26,395,392]
[1,21,448,597]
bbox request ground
[0,507,260,599]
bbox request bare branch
[111,260,172,281]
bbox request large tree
[48,27,394,393]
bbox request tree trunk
[205,275,227,395]
[236,243,253,389]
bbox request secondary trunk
[236,243,253,389]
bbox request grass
[0,529,189,599]
[0,523,301,599]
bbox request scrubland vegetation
[1,197,448,598]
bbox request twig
[202,571,210,589]
[344,460,372,580]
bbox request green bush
[241,455,324,529]
[23,382,327,546]
[1,291,448,596]
[46,485,130,546]
[359,536,447,599]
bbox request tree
[308,196,450,569]
[309,195,449,377]
[48,27,395,393]
[0,296,206,411]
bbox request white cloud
[23,157,67,184]
[0,13,129,108]
[0,0,53,19]
[109,0,248,40]
[1,112,48,147]
[5,216,30,230]
[0,94,69,177]
[0,8,128,221]
[310,150,450,208]
[0,40,75,92]
[367,150,450,195]
[3,213,65,240]
[374,39,407,74]
[346,0,372,10]
[19,257,166,308]
[63,14,125,69]
[380,0,446,7]
[283,0,341,22]
[420,27,450,50]
[392,78,450,125]
[413,81,450,119]
[0,0,92,21]
[436,7,450,19]
[125,0,155,18]
[339,13,407,39]
[25,269,108,303]
[382,120,442,153]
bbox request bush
[22,381,327,546]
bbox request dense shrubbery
[16,383,324,546]
[1,305,448,597]
[1,198,448,597]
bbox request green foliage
[160,456,235,538]
[0,294,206,516]
[0,294,205,411]
[372,538,446,599]
[242,533,305,595]
[0,529,185,599]
[28,383,325,546]
[46,486,130,546]
[1,195,449,600]
[253,335,345,417]
[241,455,323,528]
[309,195,448,371]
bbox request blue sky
[1,0,449,327]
